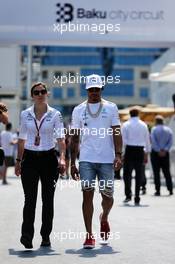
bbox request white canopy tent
[149,63,175,82]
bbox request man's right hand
[15,162,21,177]
[158,150,167,157]
[71,164,80,181]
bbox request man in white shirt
[122,107,150,205]
[70,74,122,249]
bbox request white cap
[85,74,104,89]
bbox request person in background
[151,115,173,196]
[0,123,17,184]
[15,82,66,249]
[0,103,8,180]
[122,107,151,205]
[0,102,8,125]
[172,94,175,110]
[12,129,19,161]
[140,163,147,195]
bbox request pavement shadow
[151,194,172,198]
[65,245,120,258]
[119,204,150,208]
[8,247,60,258]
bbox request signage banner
[0,0,174,46]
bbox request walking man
[122,107,150,205]
[151,115,173,196]
[70,74,122,249]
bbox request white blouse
[19,104,65,151]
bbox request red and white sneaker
[100,213,110,241]
[83,234,95,249]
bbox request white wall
[150,48,175,107]
[0,46,20,92]
[0,46,21,129]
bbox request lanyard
[33,117,46,136]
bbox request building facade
[21,46,166,117]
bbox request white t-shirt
[71,99,120,163]
[0,130,14,156]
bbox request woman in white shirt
[15,82,66,249]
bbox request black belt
[126,145,144,150]
[24,148,55,156]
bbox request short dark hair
[129,108,139,117]
[6,122,12,130]
[155,115,164,124]
[31,82,47,97]
[172,94,175,108]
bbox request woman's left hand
[59,158,66,175]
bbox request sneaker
[99,214,110,241]
[123,197,131,203]
[83,234,95,249]
[142,189,146,195]
[169,190,173,195]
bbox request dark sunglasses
[33,89,47,96]
[88,88,101,92]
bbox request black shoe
[142,189,146,195]
[40,238,51,247]
[134,197,140,205]
[123,197,131,203]
[2,180,8,185]
[20,237,33,249]
[154,191,160,196]
[134,197,140,206]
[169,190,173,195]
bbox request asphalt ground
[0,167,174,264]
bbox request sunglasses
[88,88,101,92]
[33,89,47,96]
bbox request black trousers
[21,149,59,242]
[123,146,144,199]
[151,150,173,193]
[141,164,147,190]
